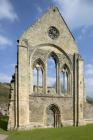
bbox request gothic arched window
[60,64,70,95]
[47,53,58,94]
[33,60,44,94]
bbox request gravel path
[0,134,8,140]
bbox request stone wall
[8,6,88,130]
[29,95,73,127]
[84,102,93,119]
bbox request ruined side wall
[84,101,93,124]
[8,81,15,129]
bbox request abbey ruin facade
[8,7,93,130]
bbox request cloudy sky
[0,0,93,97]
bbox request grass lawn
[0,125,92,140]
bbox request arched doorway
[47,104,61,128]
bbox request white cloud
[48,77,56,86]
[85,64,93,75]
[4,64,15,72]
[85,62,93,97]
[77,26,90,40]
[37,6,43,14]
[0,0,18,22]
[0,35,12,49]
[33,73,56,87]
[53,0,93,29]
[85,78,93,97]
[33,69,43,86]
[0,73,11,83]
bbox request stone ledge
[30,94,72,98]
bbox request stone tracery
[32,47,72,96]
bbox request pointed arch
[33,58,45,71]
[33,58,45,94]
[30,43,73,69]
[47,51,59,64]
[60,63,71,95]
[46,104,61,128]
[47,52,59,94]
[61,63,70,74]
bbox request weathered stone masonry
[8,6,93,130]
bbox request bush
[0,115,8,130]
